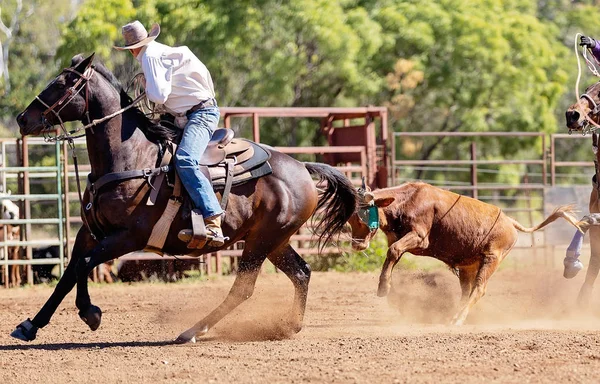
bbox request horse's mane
[76,55,178,144]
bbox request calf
[0,198,21,287]
[348,181,583,325]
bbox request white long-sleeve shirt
[136,41,215,114]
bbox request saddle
[142,128,272,254]
[85,128,273,254]
[197,128,273,188]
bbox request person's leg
[175,106,223,218]
[564,230,585,279]
[175,106,225,246]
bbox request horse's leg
[175,247,267,343]
[267,244,311,333]
[577,187,600,307]
[74,230,141,331]
[10,228,95,342]
[578,225,600,307]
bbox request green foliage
[57,0,136,65]
[305,232,387,272]
[5,0,600,269]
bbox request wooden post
[215,251,222,275]
[252,113,260,143]
[470,142,478,200]
[381,110,389,188]
[550,136,556,186]
[391,131,396,186]
[366,116,376,187]
[542,134,547,186]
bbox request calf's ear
[374,197,395,208]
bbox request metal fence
[0,137,65,287]
[1,131,596,285]
[391,131,594,249]
[0,135,369,284]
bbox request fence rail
[1,131,596,285]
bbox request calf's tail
[509,204,583,233]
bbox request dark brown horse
[564,81,600,306]
[12,53,357,343]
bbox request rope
[573,33,600,134]
[44,93,146,143]
[574,33,600,101]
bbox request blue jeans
[175,105,224,218]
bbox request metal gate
[0,137,65,287]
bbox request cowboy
[114,20,225,247]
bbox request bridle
[30,58,146,242]
[35,60,95,138]
[573,34,600,135]
[356,180,379,233]
[34,60,146,143]
[573,91,600,135]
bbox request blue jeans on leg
[175,106,224,218]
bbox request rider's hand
[581,35,597,49]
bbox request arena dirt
[1,265,599,383]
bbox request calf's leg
[451,254,500,325]
[378,232,425,296]
[457,264,479,305]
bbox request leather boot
[204,213,225,247]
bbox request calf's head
[348,182,394,251]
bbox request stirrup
[206,229,227,247]
[177,229,228,247]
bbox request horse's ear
[73,52,95,72]
[70,54,84,66]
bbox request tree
[55,0,385,146]
[0,0,77,133]
[0,0,34,94]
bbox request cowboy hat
[114,21,160,50]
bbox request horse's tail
[304,162,358,253]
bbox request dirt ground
[1,262,600,383]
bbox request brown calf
[348,181,583,325]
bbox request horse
[12,53,358,343]
[564,80,600,306]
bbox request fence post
[21,137,33,285]
[471,141,478,199]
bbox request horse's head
[16,53,96,136]
[566,81,600,133]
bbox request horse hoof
[377,284,390,297]
[79,305,102,331]
[450,316,465,326]
[175,325,208,344]
[10,319,37,342]
[174,334,197,344]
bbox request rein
[34,63,147,241]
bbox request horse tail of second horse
[304,162,358,252]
